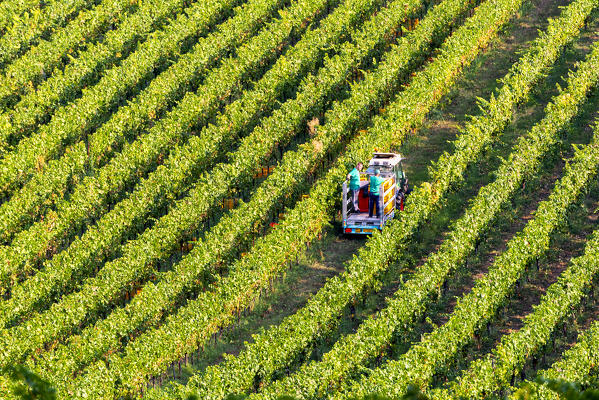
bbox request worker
[369,169,385,218]
[346,162,363,212]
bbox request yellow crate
[254,166,273,178]
[384,189,395,204]
[222,198,238,210]
[385,202,394,214]
[383,177,395,192]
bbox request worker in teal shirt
[346,162,363,212]
[369,169,385,218]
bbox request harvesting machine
[342,152,408,234]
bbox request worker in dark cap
[369,169,385,218]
